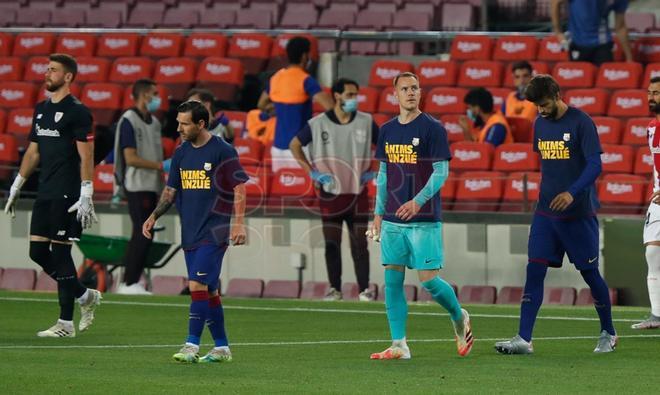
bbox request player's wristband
[11,174,26,191]
[80,181,93,198]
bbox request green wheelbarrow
[75,233,181,292]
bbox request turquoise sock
[384,269,407,341]
[422,276,462,321]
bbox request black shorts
[30,198,82,242]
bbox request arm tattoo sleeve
[153,186,176,219]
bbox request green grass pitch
[2,290,660,394]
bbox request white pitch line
[2,334,660,350]
[0,296,643,323]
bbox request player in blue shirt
[552,0,632,65]
[368,72,473,360]
[143,101,248,363]
[495,75,617,355]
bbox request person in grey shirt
[290,78,380,301]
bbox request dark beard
[650,101,660,114]
[45,80,64,93]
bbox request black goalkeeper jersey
[28,94,93,199]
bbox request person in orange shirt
[502,61,537,122]
[246,103,276,145]
[459,87,513,147]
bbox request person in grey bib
[290,78,380,301]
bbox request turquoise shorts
[380,221,444,270]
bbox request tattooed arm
[142,186,177,239]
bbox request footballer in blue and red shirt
[143,101,248,363]
[495,75,617,355]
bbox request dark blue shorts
[528,213,599,270]
[184,244,227,292]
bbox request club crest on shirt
[54,112,63,123]
[204,162,212,171]
[36,113,43,119]
[412,137,420,146]
[563,133,570,142]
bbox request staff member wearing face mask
[503,61,537,122]
[458,87,513,147]
[113,78,167,295]
[290,78,380,302]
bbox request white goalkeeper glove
[4,174,26,218]
[67,181,98,229]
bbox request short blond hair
[393,72,419,87]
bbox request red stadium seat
[300,281,330,300]
[503,61,549,87]
[263,280,301,299]
[416,60,458,87]
[450,35,493,61]
[23,56,49,82]
[458,285,497,304]
[623,117,653,145]
[424,87,468,115]
[596,62,643,89]
[543,287,576,305]
[634,146,653,176]
[270,34,319,71]
[357,86,379,113]
[493,35,539,61]
[161,137,175,159]
[601,144,634,173]
[37,82,82,103]
[122,84,169,112]
[496,286,523,304]
[643,63,660,86]
[0,134,19,180]
[458,61,503,88]
[270,168,315,198]
[6,108,33,136]
[501,171,541,212]
[563,89,609,116]
[223,110,247,135]
[637,37,660,63]
[312,86,331,114]
[598,173,646,214]
[151,275,187,295]
[0,33,13,57]
[184,33,228,58]
[96,33,140,58]
[81,83,123,126]
[552,61,596,88]
[489,87,513,112]
[0,82,37,108]
[440,114,465,143]
[55,34,96,57]
[12,32,55,57]
[450,141,494,171]
[538,36,569,62]
[377,86,399,114]
[0,109,5,133]
[153,57,197,101]
[506,116,534,143]
[454,171,504,211]
[368,60,414,87]
[140,33,184,58]
[225,278,265,298]
[196,57,244,102]
[234,137,264,167]
[493,143,539,172]
[93,164,115,194]
[0,268,36,290]
[75,57,110,83]
[341,282,379,301]
[608,90,649,117]
[576,287,618,306]
[592,116,622,144]
[34,270,57,292]
[109,57,154,84]
[227,33,273,75]
[244,165,271,202]
[0,57,23,81]
[372,113,391,127]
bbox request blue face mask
[341,98,358,113]
[466,109,478,122]
[147,96,161,113]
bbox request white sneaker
[37,321,75,338]
[359,289,375,302]
[79,289,102,332]
[323,287,342,301]
[116,282,153,295]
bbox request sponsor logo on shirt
[35,124,61,137]
[537,139,570,159]
[180,169,211,190]
[384,142,417,164]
